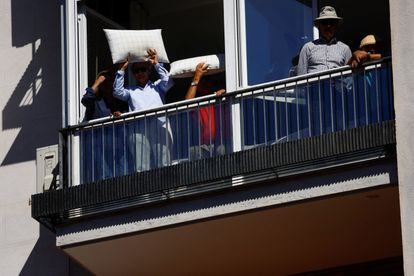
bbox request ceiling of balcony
[64,185,402,275]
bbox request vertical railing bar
[79,129,83,184]
[387,61,394,117]
[219,97,223,150]
[209,100,212,158]
[330,73,334,132]
[263,88,268,144]
[68,131,72,187]
[133,116,137,172]
[112,120,115,175]
[91,125,94,182]
[273,87,278,141]
[307,79,312,137]
[352,73,357,128]
[375,63,381,122]
[165,110,170,166]
[285,83,289,141]
[341,72,346,131]
[123,118,126,175]
[252,90,257,146]
[102,122,104,180]
[364,67,369,125]
[176,108,180,162]
[197,102,201,159]
[187,106,190,161]
[295,82,300,139]
[240,96,245,150]
[144,114,148,170]
[318,76,323,135]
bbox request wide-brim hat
[360,35,377,49]
[314,6,343,22]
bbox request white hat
[314,6,343,22]
[360,35,377,49]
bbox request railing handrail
[62,56,391,133]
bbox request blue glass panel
[245,0,313,85]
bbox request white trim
[223,0,239,92]
[312,0,319,39]
[62,0,82,186]
[236,0,248,88]
[77,5,88,123]
[223,0,242,152]
[71,134,81,186]
[65,0,79,126]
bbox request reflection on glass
[245,0,314,85]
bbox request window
[245,0,314,85]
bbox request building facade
[1,0,414,275]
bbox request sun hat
[314,6,343,22]
[359,35,377,49]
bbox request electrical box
[36,145,59,193]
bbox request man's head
[132,61,152,87]
[359,34,380,53]
[197,74,225,96]
[314,6,342,42]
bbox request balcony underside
[62,184,402,275]
[32,120,396,230]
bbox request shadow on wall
[1,0,62,166]
[20,225,92,276]
[4,0,91,274]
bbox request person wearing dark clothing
[82,70,127,121]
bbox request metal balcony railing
[61,57,394,186]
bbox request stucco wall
[0,0,88,274]
[389,1,414,275]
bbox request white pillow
[104,29,169,64]
[169,54,225,78]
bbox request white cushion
[104,29,169,64]
[169,54,225,78]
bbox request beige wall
[389,1,414,275]
[0,0,87,274]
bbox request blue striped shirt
[113,63,173,112]
[297,38,352,75]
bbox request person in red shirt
[185,62,226,159]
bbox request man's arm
[297,45,309,76]
[153,63,174,92]
[147,48,174,93]
[81,74,106,107]
[81,88,97,108]
[113,60,131,102]
[185,63,208,100]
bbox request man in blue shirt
[113,48,174,172]
[113,48,173,111]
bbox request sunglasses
[320,20,338,26]
[133,67,149,73]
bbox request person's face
[132,63,150,86]
[197,78,214,96]
[361,44,378,54]
[317,19,338,42]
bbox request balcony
[32,58,395,229]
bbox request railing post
[59,130,68,189]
